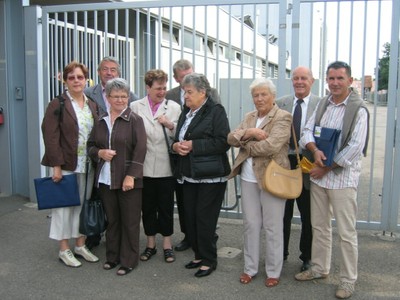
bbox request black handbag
[79,165,106,236]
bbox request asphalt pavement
[0,195,399,300]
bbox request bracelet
[312,148,319,154]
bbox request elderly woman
[41,61,99,267]
[228,78,292,287]
[87,78,147,276]
[130,69,181,263]
[172,73,231,277]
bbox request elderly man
[276,66,320,272]
[85,56,139,113]
[295,61,369,300]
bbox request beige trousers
[310,183,358,283]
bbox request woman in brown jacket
[41,61,99,268]
[87,78,147,276]
[228,78,292,287]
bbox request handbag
[79,163,106,236]
[262,125,303,199]
[299,156,315,174]
[34,174,80,210]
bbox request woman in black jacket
[172,73,231,277]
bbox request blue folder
[34,174,81,210]
[314,126,341,166]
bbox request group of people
[41,57,368,299]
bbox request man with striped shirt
[295,61,369,300]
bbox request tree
[377,42,390,90]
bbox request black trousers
[283,154,312,262]
[175,183,186,236]
[142,177,175,236]
[182,181,227,268]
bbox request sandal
[265,277,279,287]
[116,266,133,276]
[163,248,175,263]
[103,261,119,270]
[239,273,253,284]
[140,247,157,261]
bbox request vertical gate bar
[277,0,287,96]
[388,0,400,231]
[93,10,98,85]
[168,7,173,90]
[157,7,162,69]
[73,11,78,61]
[191,7,195,64]
[124,9,130,85]
[334,1,339,61]
[83,11,88,69]
[114,9,119,61]
[63,12,68,66]
[104,10,108,57]
[49,17,54,99]
[360,1,368,100]
[348,1,354,66]
[135,9,140,96]
[252,4,257,79]
[180,7,184,56]
[381,0,397,231]
[319,3,327,96]
[265,4,269,78]
[146,9,151,70]
[368,0,383,223]
[215,5,220,92]
[291,0,300,70]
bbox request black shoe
[301,260,311,271]
[175,239,190,251]
[85,235,101,250]
[194,266,216,278]
[185,260,202,269]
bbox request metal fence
[35,0,400,232]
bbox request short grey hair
[105,78,130,96]
[182,73,211,97]
[173,59,193,76]
[249,77,276,97]
[98,56,121,75]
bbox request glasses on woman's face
[67,75,86,81]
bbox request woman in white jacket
[130,69,181,263]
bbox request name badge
[314,126,322,138]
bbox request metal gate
[27,0,400,232]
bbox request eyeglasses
[67,75,86,81]
[109,95,129,100]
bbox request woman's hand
[122,175,135,192]
[243,128,268,141]
[157,115,174,130]
[52,166,62,183]
[173,140,192,156]
[98,149,117,161]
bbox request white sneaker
[59,249,82,267]
[74,245,99,263]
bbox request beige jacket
[228,104,292,189]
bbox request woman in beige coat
[228,78,292,287]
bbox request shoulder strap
[53,95,65,122]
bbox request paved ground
[0,195,399,300]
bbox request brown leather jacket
[41,93,98,171]
[87,108,147,189]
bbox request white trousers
[241,179,286,278]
